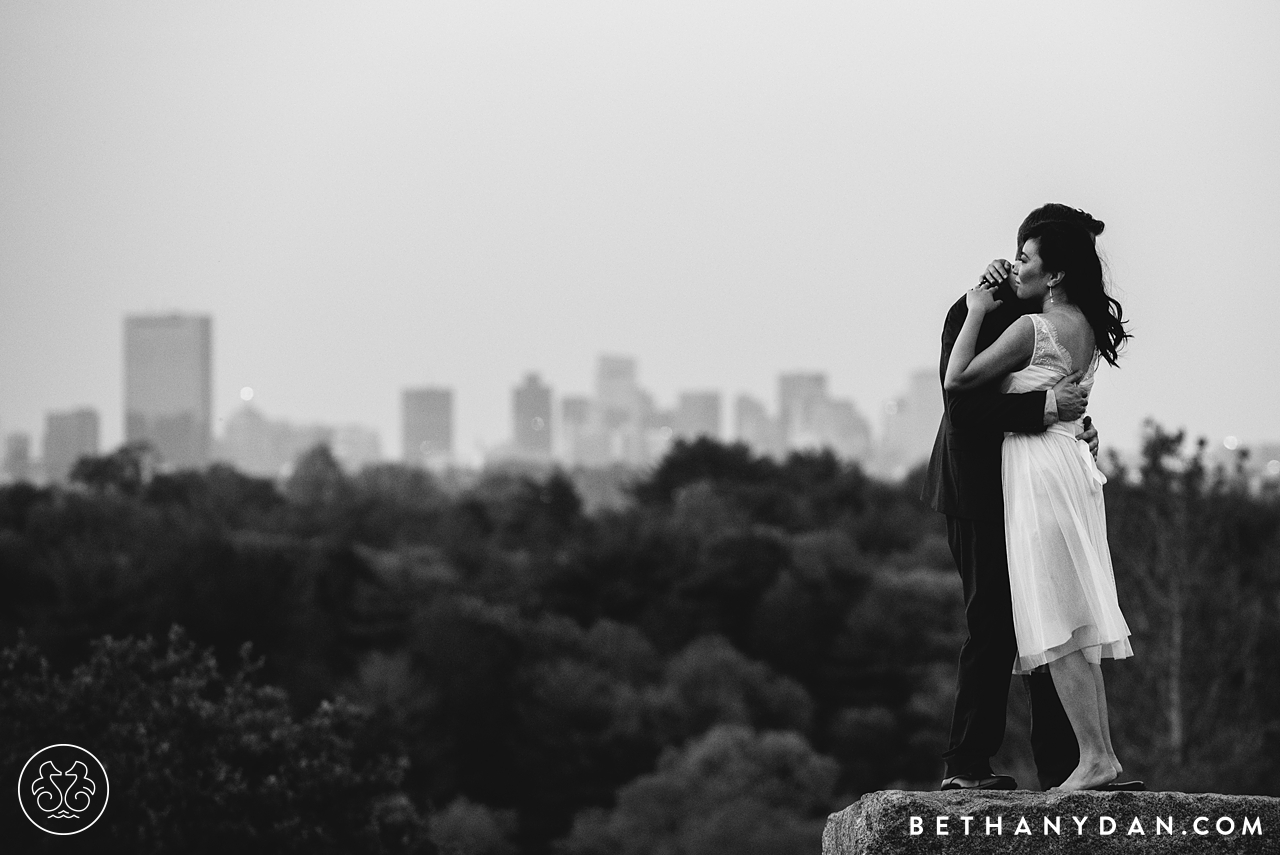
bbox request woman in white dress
[942,217,1133,792]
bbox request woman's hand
[965,281,1003,315]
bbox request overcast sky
[3,1,1278,465]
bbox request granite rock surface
[823,789,1280,854]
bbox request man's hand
[1052,371,1087,422]
[1080,416,1100,459]
[979,259,1013,287]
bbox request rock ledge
[823,789,1280,854]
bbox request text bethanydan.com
[910,814,1263,838]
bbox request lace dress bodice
[1001,313,1098,402]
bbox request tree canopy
[3,429,1278,851]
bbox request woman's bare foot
[1049,758,1120,792]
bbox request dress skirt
[1002,423,1133,674]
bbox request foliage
[1,429,1277,852]
[1105,421,1280,793]
[428,797,518,855]
[558,724,838,855]
[69,442,153,496]
[0,628,431,854]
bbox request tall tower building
[44,408,100,483]
[403,388,453,468]
[560,395,605,467]
[734,394,782,459]
[3,433,33,483]
[675,391,721,441]
[513,373,553,459]
[778,372,828,450]
[817,399,873,462]
[879,368,944,477]
[124,314,213,469]
[595,355,639,413]
[595,355,649,465]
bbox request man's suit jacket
[921,282,1049,522]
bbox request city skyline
[3,310,952,476]
[7,318,1280,486]
[6,306,1280,480]
[3,4,1278,468]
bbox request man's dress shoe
[940,773,1018,790]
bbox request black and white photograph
[2,2,1278,852]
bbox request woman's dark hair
[1022,218,1131,366]
[1017,203,1105,251]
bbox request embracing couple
[922,203,1141,793]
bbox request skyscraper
[773,373,872,462]
[560,395,605,467]
[403,388,453,468]
[675,391,721,441]
[734,394,783,459]
[124,314,213,469]
[43,408,100,483]
[878,368,945,477]
[778,372,828,451]
[816,398,873,462]
[596,355,639,413]
[3,433,33,483]
[595,355,648,465]
[513,373,553,459]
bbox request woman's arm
[944,286,1035,393]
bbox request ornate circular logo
[17,744,110,835]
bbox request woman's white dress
[1001,313,1133,674]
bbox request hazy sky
[3,1,1278,464]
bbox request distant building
[331,425,381,473]
[644,400,677,461]
[3,433,33,483]
[778,373,828,451]
[735,394,783,459]
[513,373,553,460]
[218,405,337,478]
[560,395,606,467]
[556,356,718,468]
[773,372,872,462]
[403,388,453,468]
[877,369,944,477]
[43,408,100,483]
[816,398,873,462]
[219,405,283,476]
[561,396,592,433]
[595,355,650,466]
[674,391,721,441]
[124,314,213,470]
[596,355,640,414]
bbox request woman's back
[1044,305,1096,373]
[1001,311,1097,400]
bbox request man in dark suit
[921,205,1100,790]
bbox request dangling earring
[1047,284,1055,304]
